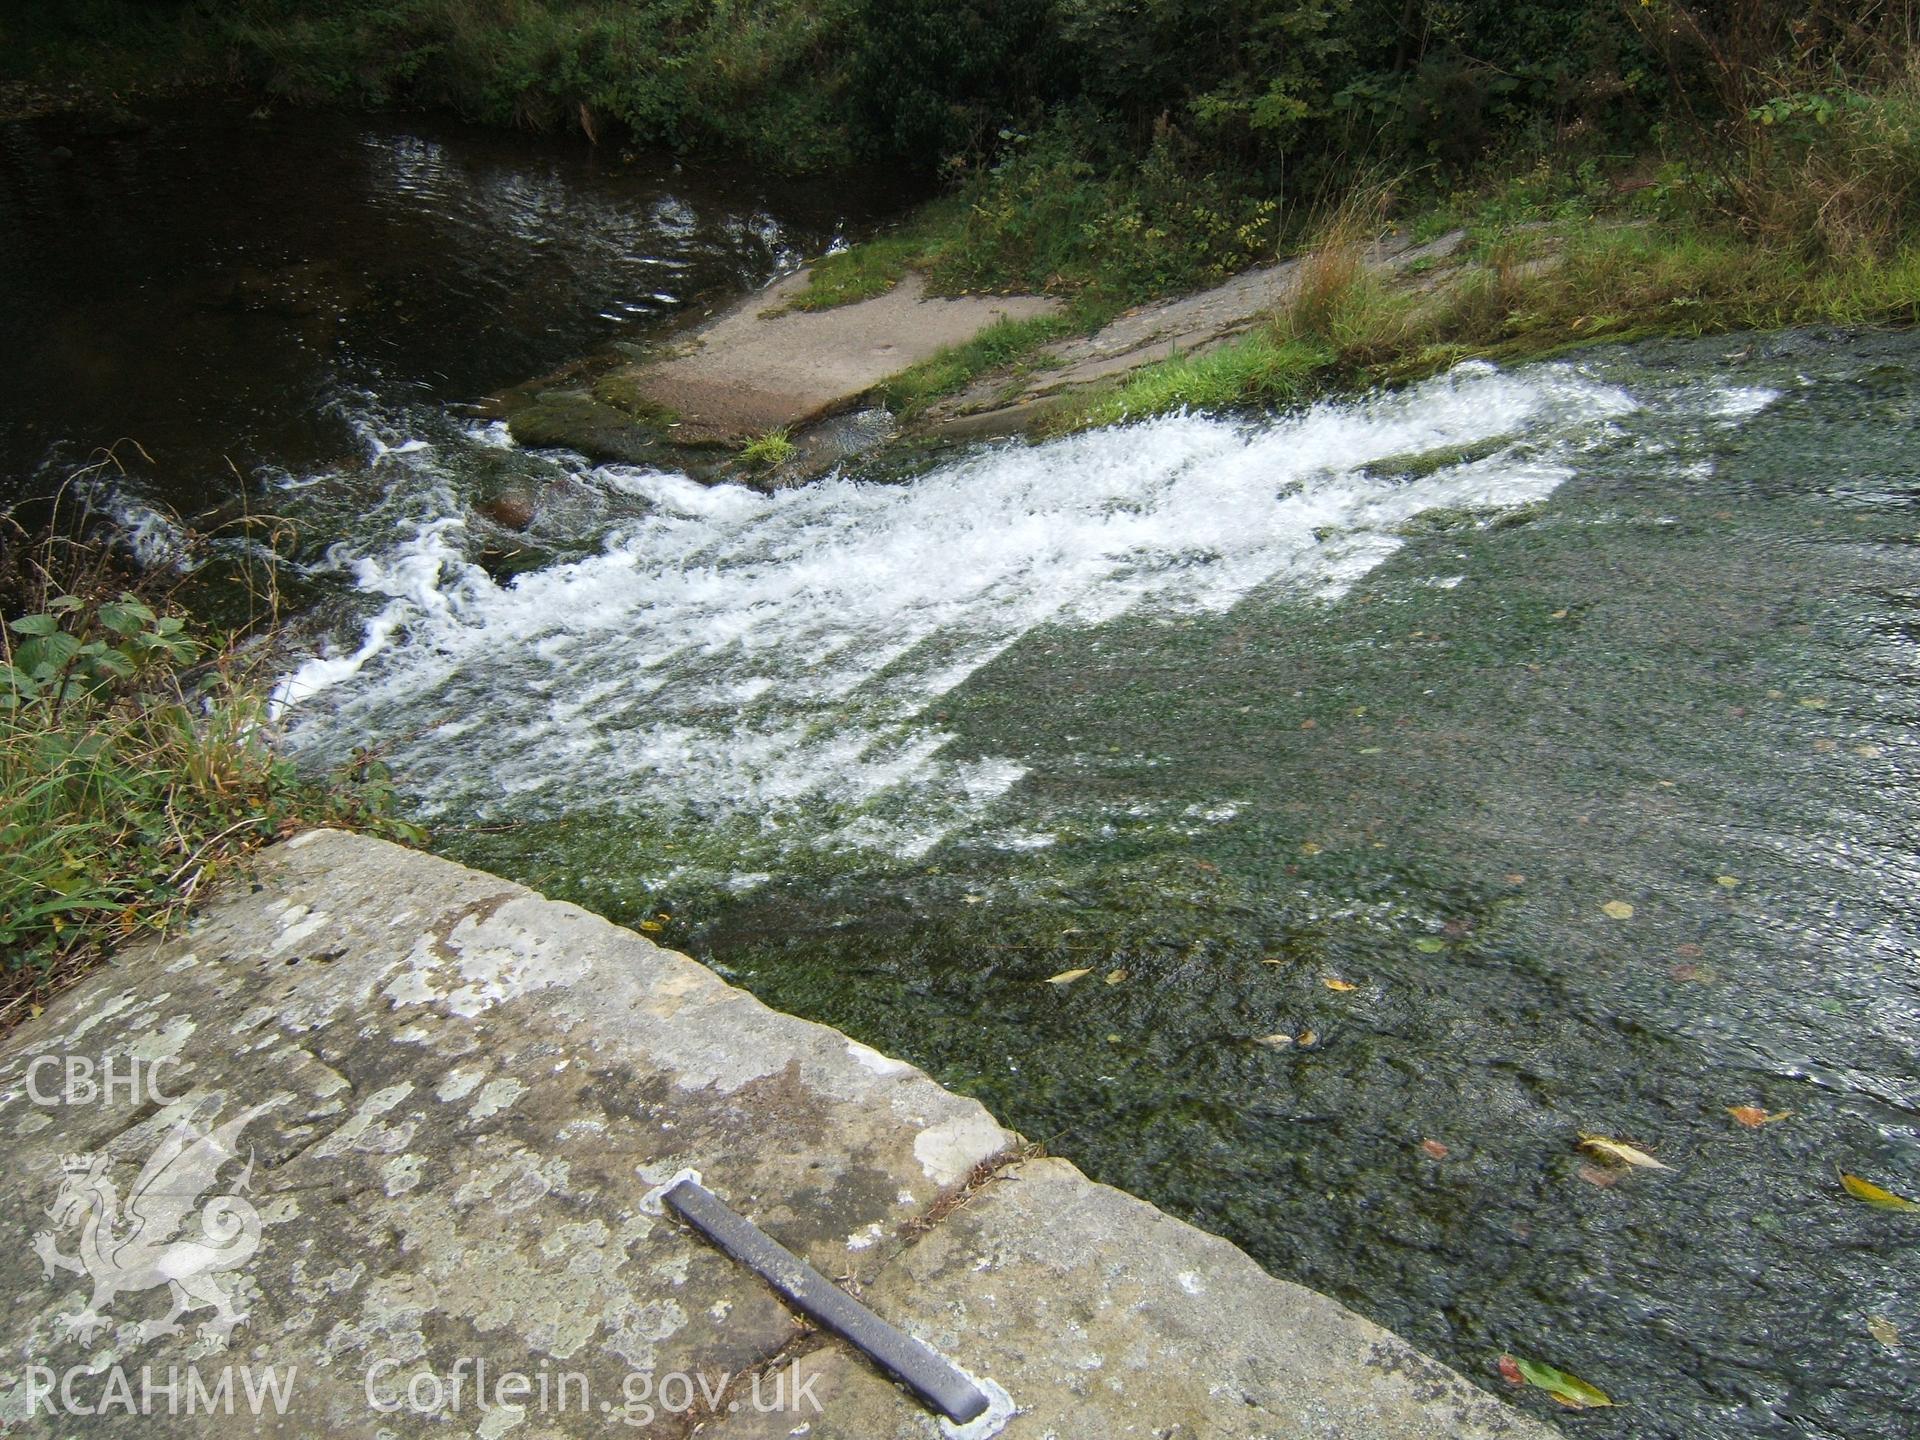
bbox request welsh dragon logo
[32,1104,271,1346]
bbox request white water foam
[280,362,1634,856]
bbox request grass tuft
[737,428,798,468]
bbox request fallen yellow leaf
[1325,978,1358,992]
[1601,900,1635,920]
[1578,1133,1671,1170]
[1840,1173,1920,1210]
[1255,1033,1294,1048]
[1714,875,1740,888]
[1046,967,1092,986]
[1299,841,1323,855]
[1296,1027,1318,1047]
[1867,1316,1901,1351]
[1104,968,1129,985]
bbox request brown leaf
[1726,1106,1790,1128]
[1420,1139,1450,1160]
[1576,1163,1620,1188]
[1669,962,1719,984]
[1497,1355,1526,1387]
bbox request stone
[475,492,536,531]
[505,392,665,466]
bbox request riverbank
[0,828,1564,1438]
[497,185,1920,485]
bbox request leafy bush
[1,583,418,1005]
[934,119,1281,302]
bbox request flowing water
[8,103,1920,1440]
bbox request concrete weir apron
[0,830,1558,1439]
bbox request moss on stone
[506,393,664,466]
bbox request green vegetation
[875,309,1097,414]
[737,428,798,468]
[1068,195,1920,428]
[4,1,861,167]
[0,539,420,1018]
[783,201,965,310]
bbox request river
[6,100,1917,1440]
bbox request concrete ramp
[622,272,1058,447]
[0,831,1556,1438]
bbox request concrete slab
[620,270,1058,446]
[0,832,1555,1439]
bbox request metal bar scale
[660,1175,991,1426]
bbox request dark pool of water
[0,97,910,520]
